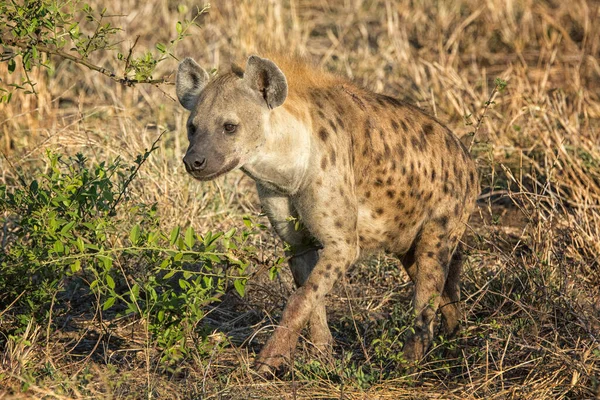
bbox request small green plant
[465,77,508,152]
[0,148,256,364]
[0,0,209,101]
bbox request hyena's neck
[241,105,312,195]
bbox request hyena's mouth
[188,158,240,181]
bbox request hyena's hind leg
[398,220,463,361]
[438,249,463,336]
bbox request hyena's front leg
[256,185,333,358]
[255,183,359,374]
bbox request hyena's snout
[183,151,207,173]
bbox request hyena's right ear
[176,58,209,110]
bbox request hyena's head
[176,56,287,181]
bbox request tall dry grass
[1,0,599,398]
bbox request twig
[1,38,173,86]
[109,129,167,214]
[124,35,140,75]
[468,78,507,152]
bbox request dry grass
[1,0,600,398]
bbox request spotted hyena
[176,55,479,374]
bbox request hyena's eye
[224,123,237,134]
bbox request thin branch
[123,35,140,75]
[1,38,174,86]
[468,79,507,152]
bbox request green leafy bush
[0,149,256,362]
[0,0,208,100]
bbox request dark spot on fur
[317,110,325,119]
[328,119,337,133]
[431,169,437,181]
[310,283,319,292]
[384,143,391,156]
[427,251,435,258]
[445,135,454,150]
[437,216,449,228]
[376,207,384,215]
[396,199,405,209]
[365,191,371,199]
[336,116,345,129]
[374,178,383,187]
[330,150,337,166]
[411,136,421,150]
[321,156,328,169]
[423,123,434,135]
[319,128,329,141]
[386,189,395,198]
[335,219,343,228]
[391,120,399,130]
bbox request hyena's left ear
[176,58,209,111]
[243,55,288,109]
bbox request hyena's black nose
[183,154,207,172]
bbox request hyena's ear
[243,55,288,109]
[176,58,209,111]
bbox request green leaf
[76,237,85,253]
[102,296,116,310]
[71,260,81,273]
[176,21,183,34]
[224,228,236,239]
[97,255,112,269]
[163,270,176,280]
[170,226,180,245]
[61,221,76,235]
[106,275,115,289]
[53,240,64,255]
[233,279,246,297]
[156,43,166,53]
[185,226,195,249]
[129,224,140,245]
